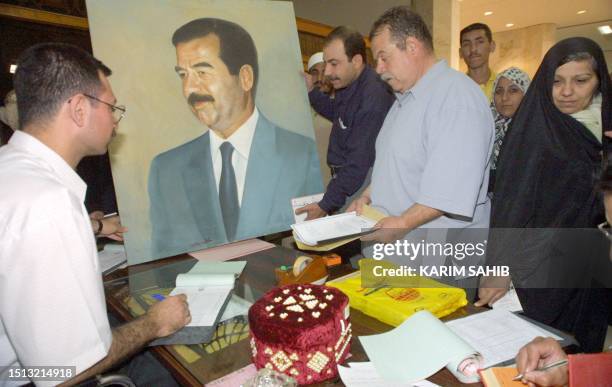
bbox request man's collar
[8,130,87,201]
[396,60,447,101]
[335,65,370,101]
[467,67,495,85]
[209,108,259,160]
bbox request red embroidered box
[248,284,351,385]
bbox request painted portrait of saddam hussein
[86,0,323,263]
[148,17,323,257]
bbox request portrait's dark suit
[148,114,323,258]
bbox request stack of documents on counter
[359,309,564,385]
[291,211,377,246]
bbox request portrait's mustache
[329,76,340,82]
[188,93,215,107]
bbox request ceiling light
[577,10,587,14]
[506,23,514,27]
[598,25,612,35]
[484,11,493,16]
[9,64,17,74]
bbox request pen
[103,212,118,218]
[152,293,166,301]
[512,359,568,381]
[364,284,387,296]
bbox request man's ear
[239,64,254,93]
[490,40,496,53]
[350,53,364,67]
[459,46,465,59]
[67,94,89,127]
[406,37,419,54]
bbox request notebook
[479,367,524,387]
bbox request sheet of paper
[291,192,324,223]
[176,273,235,287]
[170,285,232,327]
[491,286,523,313]
[205,363,257,387]
[359,310,481,384]
[188,239,274,261]
[187,261,247,277]
[292,211,377,246]
[219,294,252,321]
[98,243,127,274]
[445,309,561,369]
[338,362,440,387]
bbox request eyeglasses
[83,94,126,123]
[597,221,611,240]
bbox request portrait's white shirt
[0,131,112,386]
[209,108,258,206]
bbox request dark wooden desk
[104,245,483,387]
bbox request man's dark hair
[369,6,433,52]
[14,43,111,130]
[324,26,366,62]
[172,18,259,96]
[460,23,493,43]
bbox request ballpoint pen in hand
[512,359,568,381]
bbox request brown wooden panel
[0,3,87,28]
[0,15,92,98]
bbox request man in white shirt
[0,43,190,386]
[148,17,323,259]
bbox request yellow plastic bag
[328,260,467,327]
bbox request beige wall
[459,23,556,78]
[292,0,412,36]
[431,0,460,69]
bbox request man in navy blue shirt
[296,26,394,220]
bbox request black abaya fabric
[488,37,611,352]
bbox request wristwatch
[94,219,103,236]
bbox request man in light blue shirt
[349,7,494,296]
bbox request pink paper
[188,239,274,262]
[205,363,257,387]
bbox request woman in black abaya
[488,37,611,352]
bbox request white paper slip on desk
[338,362,440,387]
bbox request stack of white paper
[291,193,324,223]
[445,309,561,368]
[338,362,440,387]
[98,243,127,275]
[291,212,376,246]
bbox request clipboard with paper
[292,205,386,251]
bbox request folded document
[169,261,245,327]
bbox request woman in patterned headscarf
[488,67,530,192]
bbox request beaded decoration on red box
[248,284,351,385]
